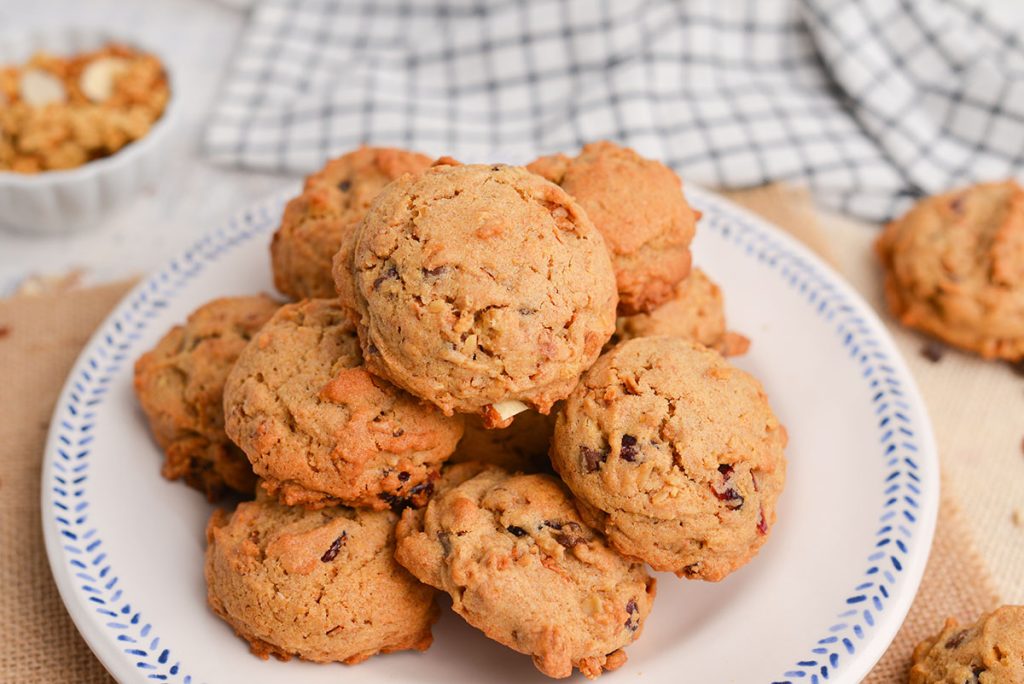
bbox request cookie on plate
[205,491,438,663]
[909,606,1024,683]
[337,162,618,424]
[550,337,787,581]
[223,298,464,510]
[133,295,280,500]
[614,267,749,356]
[876,180,1024,361]
[528,141,697,315]
[449,409,555,473]
[395,464,656,679]
[271,146,432,300]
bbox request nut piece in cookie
[550,337,787,581]
[614,267,749,356]
[339,162,618,420]
[528,141,697,315]
[223,298,464,510]
[909,606,1024,683]
[450,409,556,473]
[271,146,433,300]
[205,491,438,663]
[395,464,656,680]
[133,295,280,500]
[876,180,1024,361]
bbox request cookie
[271,146,432,300]
[876,180,1024,361]
[614,267,749,356]
[205,491,438,663]
[337,162,618,423]
[133,295,280,500]
[528,141,696,315]
[549,337,787,581]
[909,606,1024,683]
[449,409,555,473]
[223,298,464,510]
[395,464,656,679]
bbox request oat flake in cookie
[339,162,618,424]
[271,146,432,300]
[528,141,697,315]
[909,606,1024,683]
[876,180,1024,361]
[550,337,787,581]
[205,491,438,664]
[133,295,280,500]
[395,464,656,679]
[222,299,464,510]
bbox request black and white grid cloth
[205,0,1024,221]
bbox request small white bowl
[0,28,179,235]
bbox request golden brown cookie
[449,409,555,473]
[550,337,787,581]
[528,141,697,315]
[909,606,1024,683]
[876,180,1024,361]
[337,162,618,423]
[271,146,433,300]
[614,267,749,356]
[395,464,656,679]
[223,299,464,510]
[133,295,280,500]
[205,491,438,663]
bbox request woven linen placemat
[0,185,998,682]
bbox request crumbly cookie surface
[876,180,1024,360]
[205,492,438,664]
[339,162,618,420]
[272,146,432,299]
[0,43,169,173]
[223,298,463,510]
[550,337,787,581]
[133,295,280,499]
[614,267,749,356]
[449,410,555,473]
[528,141,696,315]
[395,464,655,679]
[909,606,1024,683]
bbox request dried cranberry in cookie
[205,491,438,663]
[223,299,463,510]
[394,464,656,679]
[271,146,433,300]
[339,162,617,423]
[133,294,281,500]
[876,180,1024,361]
[528,141,697,315]
[909,606,1024,683]
[550,337,787,581]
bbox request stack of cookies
[133,142,787,679]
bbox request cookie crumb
[920,341,944,363]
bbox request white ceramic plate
[42,186,938,684]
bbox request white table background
[2,0,1023,295]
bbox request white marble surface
[1,0,1023,294]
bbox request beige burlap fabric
[0,186,1001,682]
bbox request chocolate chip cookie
[337,162,618,423]
[528,141,697,315]
[395,464,655,679]
[271,146,432,299]
[876,180,1024,361]
[133,295,280,500]
[909,606,1024,683]
[223,299,464,510]
[549,337,787,581]
[449,409,555,473]
[614,267,749,356]
[205,491,438,663]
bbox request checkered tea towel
[204,0,1024,221]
